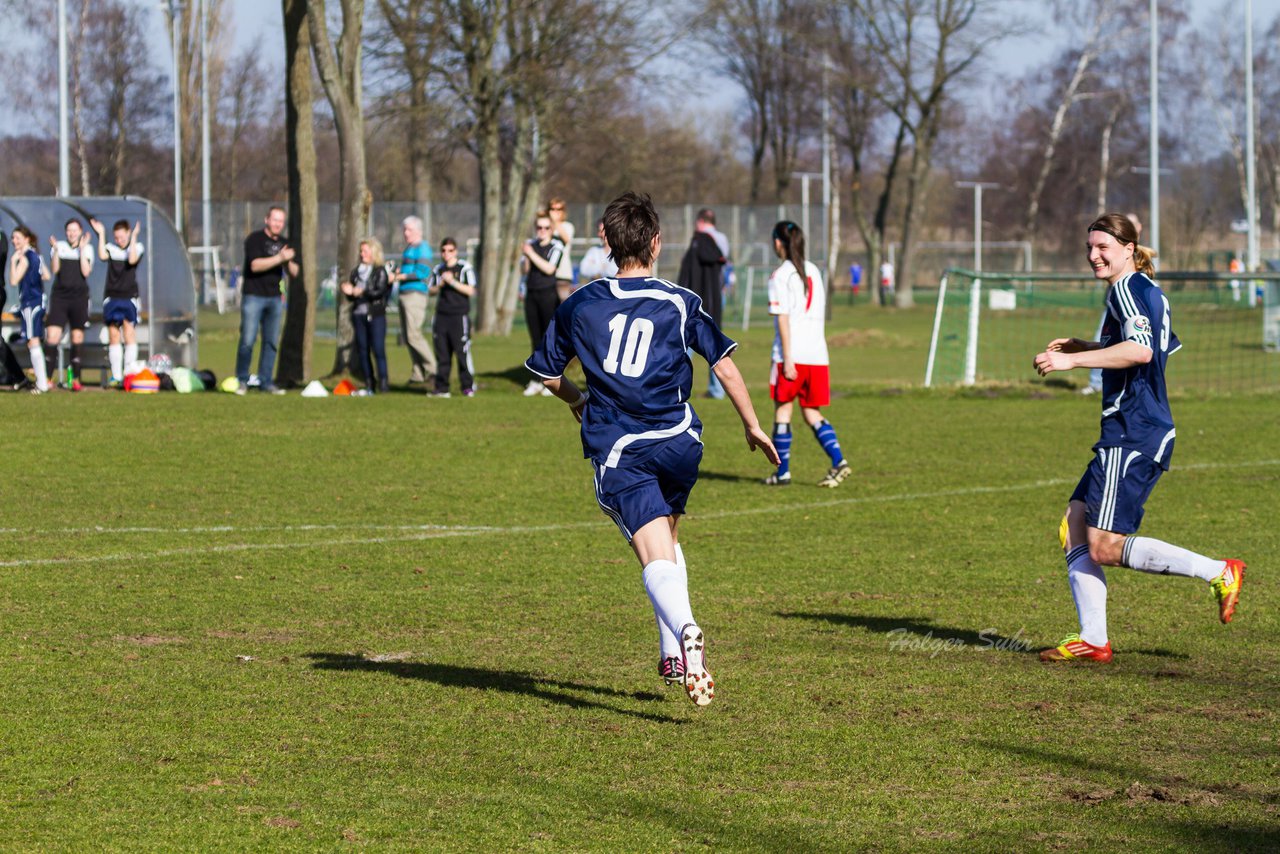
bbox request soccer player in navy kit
[527,192,779,706]
[9,226,52,393]
[90,218,144,385]
[1033,213,1245,663]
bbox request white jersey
[768,259,828,366]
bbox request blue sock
[773,423,792,478]
[812,420,845,467]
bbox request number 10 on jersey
[602,313,654,377]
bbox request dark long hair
[772,220,809,299]
[1088,213,1156,276]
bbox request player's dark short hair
[440,237,457,250]
[696,208,716,225]
[603,192,660,271]
[266,204,286,218]
[113,219,129,232]
[65,218,81,230]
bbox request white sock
[109,344,123,379]
[124,342,138,370]
[31,346,48,390]
[643,560,696,647]
[1066,544,1108,646]
[1124,536,1224,582]
[653,546,688,658]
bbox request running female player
[1033,213,1246,662]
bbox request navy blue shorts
[1070,447,1164,534]
[593,433,703,542]
[103,298,140,326]
[18,305,44,341]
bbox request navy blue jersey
[526,276,738,468]
[15,248,45,308]
[1096,271,1181,468]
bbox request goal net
[925,269,1280,393]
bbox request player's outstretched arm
[713,356,781,466]
[1045,337,1099,354]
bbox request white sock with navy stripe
[1123,537,1224,582]
[652,546,686,658]
[643,560,695,648]
[1066,544,1108,646]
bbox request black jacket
[676,231,725,324]
[349,264,391,318]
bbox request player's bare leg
[634,516,713,706]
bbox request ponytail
[1133,244,1157,276]
[772,220,809,300]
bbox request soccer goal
[925,269,1280,393]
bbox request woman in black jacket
[343,237,392,394]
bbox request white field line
[1,457,1276,569]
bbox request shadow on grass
[477,364,537,389]
[697,470,758,483]
[776,611,1037,654]
[976,739,1280,848]
[305,652,681,724]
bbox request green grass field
[2,304,1277,850]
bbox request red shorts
[770,363,830,407]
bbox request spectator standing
[548,198,575,303]
[428,237,477,397]
[393,215,437,384]
[90,218,144,386]
[46,218,94,391]
[577,219,618,281]
[236,206,297,394]
[343,237,392,395]
[9,226,51,393]
[677,208,727,399]
[520,211,564,396]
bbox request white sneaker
[523,380,543,397]
[540,387,553,397]
[680,624,714,707]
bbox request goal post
[925,268,1280,393]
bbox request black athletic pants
[525,286,559,350]
[433,313,474,394]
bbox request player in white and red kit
[763,221,851,488]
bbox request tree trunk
[276,0,319,387]
[309,0,368,377]
[1025,42,1096,242]
[72,0,91,195]
[1096,100,1122,215]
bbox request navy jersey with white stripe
[1096,271,1180,468]
[16,248,45,308]
[526,276,737,468]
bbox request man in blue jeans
[236,206,298,394]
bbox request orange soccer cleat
[1039,634,1113,663]
[1211,559,1246,624]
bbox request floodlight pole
[791,171,822,244]
[168,0,184,233]
[821,58,831,264]
[955,181,998,386]
[955,181,1000,272]
[200,0,212,257]
[1245,0,1259,272]
[57,0,69,195]
[1149,0,1160,260]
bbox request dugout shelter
[1,196,197,373]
